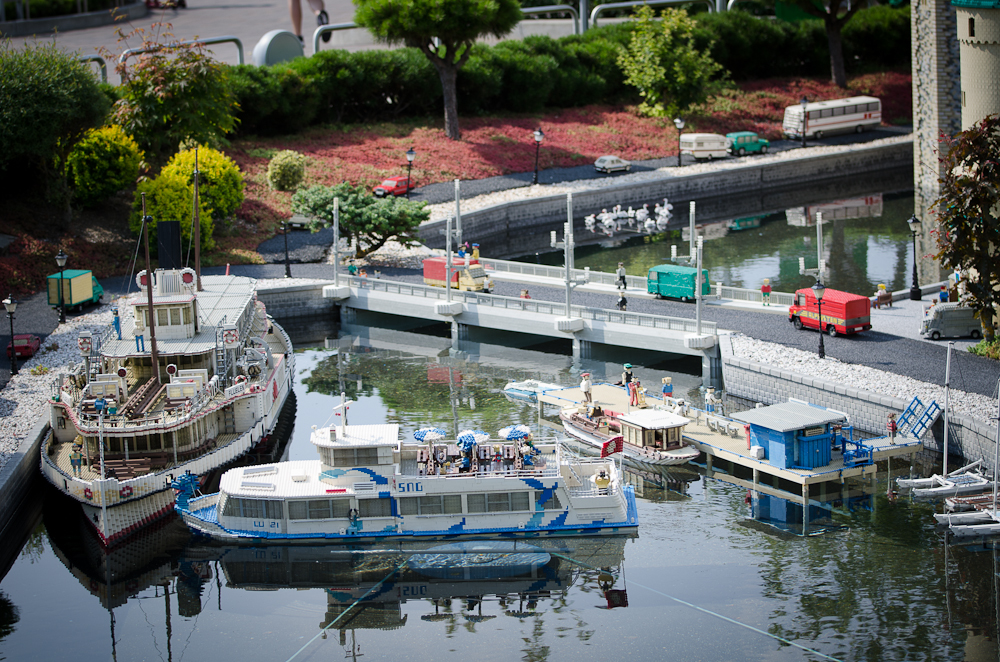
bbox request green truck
[47,269,103,311]
[647,264,711,302]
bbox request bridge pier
[339,305,356,325]
[702,346,722,390]
[572,337,592,363]
[450,321,470,350]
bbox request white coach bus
[782,96,881,140]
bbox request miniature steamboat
[559,405,700,468]
[174,421,638,542]
[41,267,294,546]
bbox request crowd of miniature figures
[584,199,674,237]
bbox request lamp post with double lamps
[907,214,923,300]
[532,128,544,185]
[56,249,68,324]
[405,147,416,200]
[673,117,685,167]
[3,295,17,376]
[812,280,826,359]
[800,97,808,148]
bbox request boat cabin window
[398,494,463,516]
[358,498,392,518]
[467,491,531,514]
[320,447,385,467]
[288,499,351,520]
[538,491,562,510]
[223,497,283,519]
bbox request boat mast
[141,194,161,385]
[193,147,202,292]
[993,375,999,518]
[943,342,952,477]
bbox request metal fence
[351,275,716,335]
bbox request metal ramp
[897,397,941,439]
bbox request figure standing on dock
[761,278,771,306]
[621,363,634,386]
[628,380,640,406]
[580,372,592,403]
[887,413,898,441]
[616,262,627,290]
[661,377,673,403]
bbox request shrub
[130,173,215,256]
[267,150,307,191]
[226,63,318,136]
[160,146,244,221]
[968,339,1000,361]
[0,42,109,205]
[66,126,143,208]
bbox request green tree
[108,23,238,163]
[934,114,1000,342]
[291,183,429,258]
[618,6,725,118]
[353,0,522,140]
[66,126,143,208]
[774,0,862,88]
[0,42,110,215]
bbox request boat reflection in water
[560,436,699,501]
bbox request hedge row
[228,6,910,136]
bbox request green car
[726,131,769,156]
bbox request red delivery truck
[789,287,871,336]
[422,257,487,291]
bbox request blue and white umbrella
[414,427,448,442]
[497,424,532,441]
[457,429,489,452]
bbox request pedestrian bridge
[323,277,723,383]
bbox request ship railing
[43,418,267,507]
[72,384,235,432]
[568,484,619,497]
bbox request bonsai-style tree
[776,0,862,88]
[353,0,522,140]
[291,183,429,258]
[618,6,725,119]
[934,114,1000,342]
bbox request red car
[373,176,414,197]
[7,334,40,360]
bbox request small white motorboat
[896,459,994,499]
[502,379,563,403]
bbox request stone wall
[0,420,46,543]
[417,140,913,253]
[257,282,336,319]
[912,0,962,282]
[718,333,999,472]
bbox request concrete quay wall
[0,421,46,544]
[257,282,336,319]
[718,333,999,473]
[417,139,913,251]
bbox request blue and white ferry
[174,421,638,542]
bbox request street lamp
[673,117,685,167]
[282,220,292,278]
[812,279,826,359]
[800,97,808,148]
[532,128,544,185]
[3,294,17,376]
[907,214,922,300]
[405,147,416,200]
[55,249,68,324]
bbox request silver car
[594,155,631,173]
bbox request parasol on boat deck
[457,429,489,452]
[414,427,448,442]
[497,424,532,441]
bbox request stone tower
[955,0,1000,128]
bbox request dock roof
[730,401,846,432]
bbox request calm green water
[0,340,994,662]
[534,192,916,297]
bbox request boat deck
[398,443,560,478]
[539,383,641,413]
[48,432,240,481]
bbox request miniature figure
[873,283,892,309]
[761,278,771,306]
[472,243,480,259]
[373,269,381,279]
[482,276,493,294]
[520,289,531,299]
[595,470,611,494]
[705,387,718,413]
[661,377,673,403]
[359,268,368,278]
[580,372,592,403]
[70,443,84,477]
[621,363,634,386]
[616,293,628,311]
[616,262,627,290]
[887,413,898,441]
[347,260,358,276]
[939,285,948,303]
[635,381,647,406]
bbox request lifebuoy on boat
[235,375,248,386]
[84,487,93,501]
[120,485,134,499]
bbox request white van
[920,302,985,340]
[679,133,728,160]
[782,96,881,140]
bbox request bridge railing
[350,276,716,334]
[479,257,647,290]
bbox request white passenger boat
[174,421,638,542]
[896,459,994,499]
[502,379,564,403]
[41,267,294,547]
[559,405,700,468]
